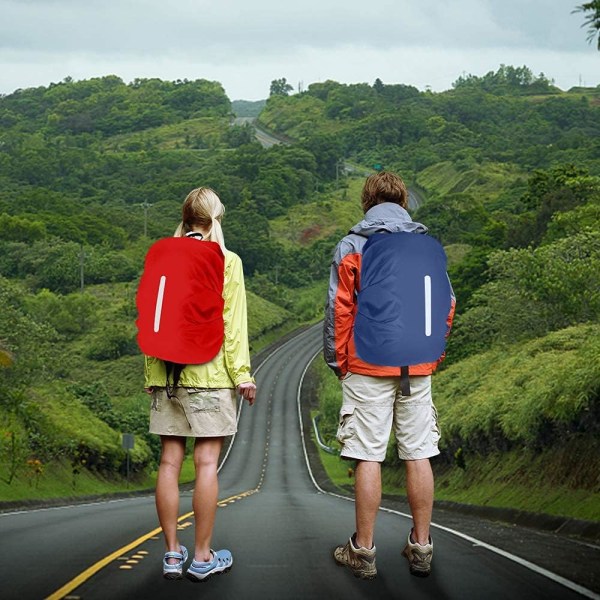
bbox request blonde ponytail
[174,222,185,237]
[208,216,226,252]
[176,187,227,253]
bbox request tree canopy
[270,77,294,97]
[574,0,600,49]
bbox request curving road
[0,324,597,599]
[233,117,284,148]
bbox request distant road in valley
[233,117,422,209]
[233,116,284,148]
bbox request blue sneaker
[162,545,188,580]
[186,549,233,582]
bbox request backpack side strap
[165,361,186,399]
[400,365,411,397]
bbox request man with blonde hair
[324,171,455,580]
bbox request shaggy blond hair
[361,171,408,213]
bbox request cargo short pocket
[336,405,356,445]
[188,389,221,413]
[431,403,441,441]
[151,390,161,412]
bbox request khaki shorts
[149,387,238,438]
[337,373,440,462]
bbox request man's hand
[237,382,256,405]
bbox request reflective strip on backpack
[424,275,431,337]
[154,275,167,333]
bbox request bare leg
[405,458,434,544]
[156,436,186,557]
[193,437,224,562]
[354,460,381,549]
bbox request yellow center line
[45,490,258,600]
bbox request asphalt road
[232,117,283,148]
[0,324,598,599]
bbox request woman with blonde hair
[144,186,256,582]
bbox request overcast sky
[0,0,598,100]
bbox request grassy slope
[269,178,364,248]
[0,459,152,503]
[0,281,294,503]
[101,116,233,151]
[311,324,600,522]
[415,160,526,208]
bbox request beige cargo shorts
[149,387,238,438]
[337,373,440,462]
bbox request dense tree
[305,80,343,101]
[505,165,598,247]
[224,197,281,275]
[0,277,56,403]
[450,230,600,360]
[0,76,230,136]
[223,123,255,147]
[269,78,293,97]
[574,1,600,49]
[452,65,557,95]
[414,193,496,246]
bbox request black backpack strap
[400,365,411,397]
[164,361,186,399]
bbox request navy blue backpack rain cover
[354,232,452,369]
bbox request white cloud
[0,0,597,99]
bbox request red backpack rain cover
[135,237,225,365]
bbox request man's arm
[436,275,456,367]
[324,241,360,378]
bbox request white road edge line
[218,327,310,473]
[296,348,600,600]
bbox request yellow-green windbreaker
[144,250,254,389]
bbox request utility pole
[122,434,134,488]
[336,159,345,183]
[140,202,153,237]
[79,244,85,292]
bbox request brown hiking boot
[402,530,433,577]
[334,534,377,580]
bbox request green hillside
[312,323,600,521]
[0,76,327,501]
[1,68,599,515]
[258,67,599,521]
